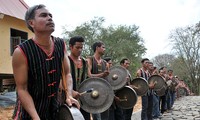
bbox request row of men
[141,62,191,120]
[11,4,190,120]
[11,4,135,120]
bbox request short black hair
[25,4,46,32]
[159,68,163,73]
[120,58,129,64]
[92,41,104,52]
[148,61,153,65]
[69,36,84,46]
[160,66,167,70]
[168,69,173,72]
[141,58,149,63]
[104,57,111,62]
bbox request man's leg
[141,95,148,120]
[147,94,153,120]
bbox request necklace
[69,56,83,68]
[94,56,102,65]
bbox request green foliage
[62,17,146,75]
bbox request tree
[152,54,175,68]
[169,22,200,95]
[62,17,146,75]
[63,17,105,56]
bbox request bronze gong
[130,77,149,96]
[115,86,137,109]
[78,77,114,114]
[58,104,85,120]
[148,75,166,91]
[106,66,128,90]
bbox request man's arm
[12,48,40,120]
[136,69,141,77]
[63,47,80,108]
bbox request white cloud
[24,0,200,58]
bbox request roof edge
[19,0,29,9]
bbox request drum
[58,104,85,120]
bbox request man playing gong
[87,41,110,120]
[68,36,90,120]
[136,58,154,120]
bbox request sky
[24,0,200,59]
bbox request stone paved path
[131,96,200,120]
[160,96,200,120]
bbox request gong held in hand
[58,104,85,120]
[78,77,114,114]
[115,86,138,109]
[148,75,166,91]
[106,66,128,90]
[130,77,149,96]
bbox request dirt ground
[0,97,141,120]
[0,106,14,120]
[133,96,142,112]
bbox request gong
[148,75,166,91]
[106,66,128,90]
[58,104,85,120]
[115,86,137,109]
[155,86,167,96]
[130,77,149,96]
[155,81,167,96]
[78,77,114,114]
[178,87,189,96]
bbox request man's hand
[114,96,121,103]
[66,96,80,109]
[102,70,109,77]
[149,82,155,89]
[32,116,40,120]
[72,91,81,99]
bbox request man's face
[97,44,105,55]
[122,60,130,69]
[168,71,173,76]
[159,70,164,76]
[148,63,154,71]
[107,60,113,67]
[30,8,55,33]
[70,42,84,57]
[163,67,167,74]
[142,60,149,69]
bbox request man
[68,36,90,120]
[120,58,133,120]
[12,4,79,120]
[104,57,117,120]
[148,62,160,119]
[136,58,154,120]
[87,41,109,120]
[167,69,176,109]
[158,67,167,114]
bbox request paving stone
[160,96,200,120]
[172,111,182,115]
[131,96,200,120]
